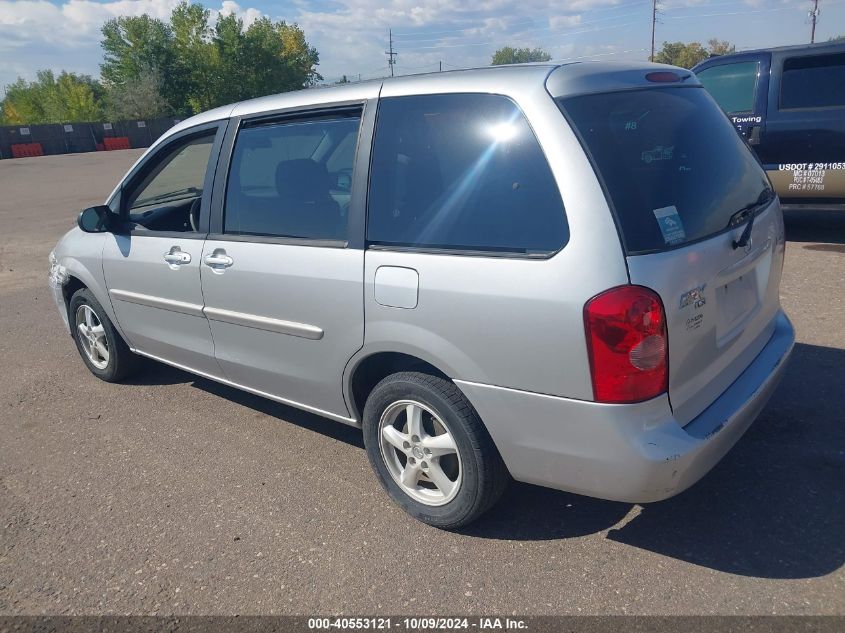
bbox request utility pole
[385,29,397,77]
[650,0,659,62]
[809,0,820,43]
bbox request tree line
[4,17,843,126]
[1,1,319,125]
[491,36,843,68]
[489,40,736,68]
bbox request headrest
[275,159,331,202]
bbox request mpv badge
[680,284,706,309]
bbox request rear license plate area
[716,272,759,341]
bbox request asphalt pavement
[0,150,842,615]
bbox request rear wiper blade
[732,211,756,250]
[729,189,773,250]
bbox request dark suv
[693,42,845,209]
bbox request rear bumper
[456,310,795,503]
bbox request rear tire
[69,288,141,382]
[363,371,508,529]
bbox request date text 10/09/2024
[308,617,529,630]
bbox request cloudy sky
[1,0,843,90]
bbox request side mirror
[77,205,114,233]
[336,172,352,192]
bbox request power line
[391,0,802,59]
[393,18,537,39]
[388,0,833,49]
[328,0,841,85]
[666,5,800,20]
[396,16,646,52]
[432,19,642,51]
[396,62,440,70]
[662,0,756,10]
[394,8,650,48]
[396,9,648,48]
[392,3,653,40]
[559,47,650,62]
[439,46,650,73]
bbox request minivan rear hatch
[557,80,786,425]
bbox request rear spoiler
[546,61,699,99]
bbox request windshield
[558,87,771,254]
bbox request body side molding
[202,306,324,340]
[109,289,205,317]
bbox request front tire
[69,288,140,382]
[363,372,508,529]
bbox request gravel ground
[0,150,842,615]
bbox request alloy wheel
[378,399,462,506]
[75,304,109,370]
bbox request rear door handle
[204,251,234,269]
[163,248,191,267]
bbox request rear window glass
[368,93,568,255]
[781,53,845,110]
[696,61,759,114]
[559,87,771,254]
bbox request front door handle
[203,250,234,269]
[163,247,191,267]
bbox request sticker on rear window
[653,205,686,245]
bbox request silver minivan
[49,62,795,528]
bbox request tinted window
[127,132,215,232]
[368,94,568,255]
[781,53,845,109]
[696,61,759,113]
[560,87,771,254]
[225,115,361,240]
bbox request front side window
[367,93,568,255]
[224,115,361,241]
[127,132,215,232]
[781,53,845,110]
[696,61,759,114]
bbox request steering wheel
[189,198,201,232]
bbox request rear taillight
[645,71,683,83]
[584,285,668,404]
